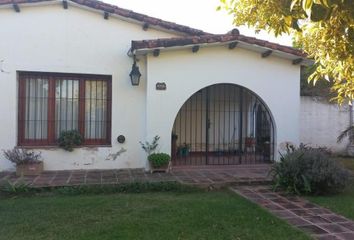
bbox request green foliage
[219,0,354,104]
[0,181,200,197]
[0,179,32,194]
[271,144,352,195]
[2,148,42,165]
[148,153,171,168]
[58,130,83,152]
[307,184,354,221]
[337,125,354,143]
[300,65,334,97]
[139,135,160,155]
[177,143,191,157]
[53,182,197,195]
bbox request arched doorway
[171,84,274,166]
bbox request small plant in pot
[148,153,171,173]
[3,148,43,176]
[58,130,83,152]
[140,135,172,173]
[177,143,190,157]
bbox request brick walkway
[0,164,271,188]
[232,185,354,240]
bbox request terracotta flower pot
[16,162,43,176]
[150,161,172,173]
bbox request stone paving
[0,164,271,188]
[231,185,354,240]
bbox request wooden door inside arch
[171,84,274,166]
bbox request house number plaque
[156,82,167,90]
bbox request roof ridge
[0,0,208,36]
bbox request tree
[300,65,333,97]
[218,0,353,104]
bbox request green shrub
[0,182,201,197]
[58,130,83,151]
[148,153,171,168]
[53,182,199,195]
[271,144,352,195]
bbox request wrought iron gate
[171,84,274,166]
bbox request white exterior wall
[300,96,350,153]
[145,47,301,163]
[0,4,179,171]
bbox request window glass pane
[55,79,79,137]
[85,80,107,140]
[20,73,110,145]
[24,77,49,140]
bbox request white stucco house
[0,0,309,171]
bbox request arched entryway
[171,84,275,166]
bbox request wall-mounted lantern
[129,55,141,86]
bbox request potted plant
[58,130,83,151]
[183,143,190,157]
[245,137,256,153]
[177,143,190,157]
[148,153,171,173]
[177,145,183,157]
[245,137,256,146]
[3,148,43,176]
[140,135,172,173]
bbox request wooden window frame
[18,72,112,147]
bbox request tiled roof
[132,31,306,58]
[0,0,306,58]
[0,0,207,35]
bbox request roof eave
[133,41,311,66]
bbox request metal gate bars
[171,84,274,166]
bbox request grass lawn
[0,191,311,240]
[307,184,354,220]
[306,157,354,221]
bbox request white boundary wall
[300,96,350,153]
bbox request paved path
[0,165,271,188]
[231,185,354,240]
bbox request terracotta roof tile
[0,0,306,58]
[132,32,306,57]
[0,0,207,35]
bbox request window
[18,72,112,146]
